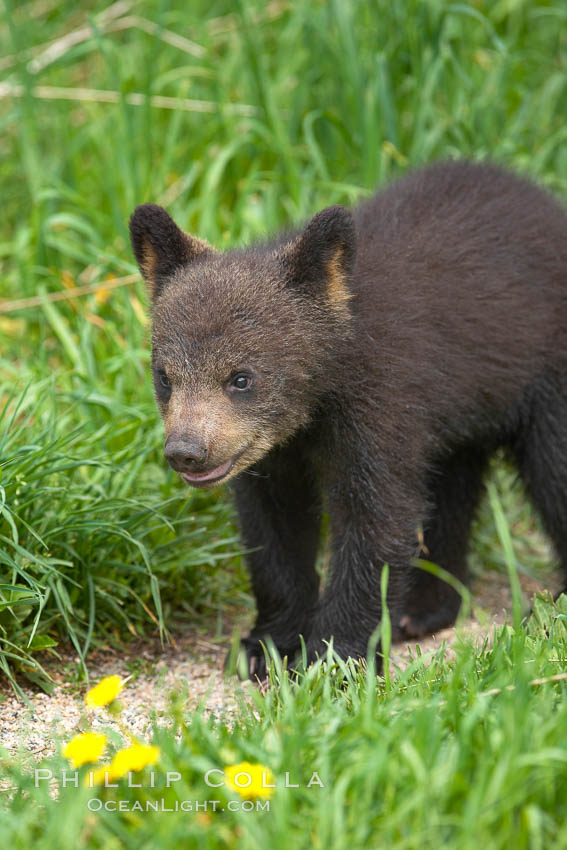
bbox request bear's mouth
[181,457,234,488]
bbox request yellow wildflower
[109,743,160,777]
[94,285,111,306]
[86,743,160,784]
[111,743,161,779]
[85,675,124,708]
[224,761,275,799]
[62,732,107,768]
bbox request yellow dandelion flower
[106,743,161,779]
[85,675,124,708]
[94,285,111,306]
[224,761,275,799]
[62,732,107,768]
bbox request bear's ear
[129,204,214,299]
[281,205,356,308]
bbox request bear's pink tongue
[182,458,233,484]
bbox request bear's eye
[230,373,253,391]
[154,369,172,401]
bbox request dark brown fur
[130,160,567,678]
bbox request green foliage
[0,379,242,692]
[2,595,567,848]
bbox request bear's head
[129,202,356,488]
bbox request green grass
[1,0,567,845]
[0,378,244,692]
[3,594,567,849]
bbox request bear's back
[348,161,567,441]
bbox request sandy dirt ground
[0,571,558,762]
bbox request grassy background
[2,0,567,846]
[3,595,567,850]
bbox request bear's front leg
[302,451,423,671]
[231,444,322,681]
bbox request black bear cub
[130,160,567,679]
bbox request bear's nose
[164,436,208,471]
